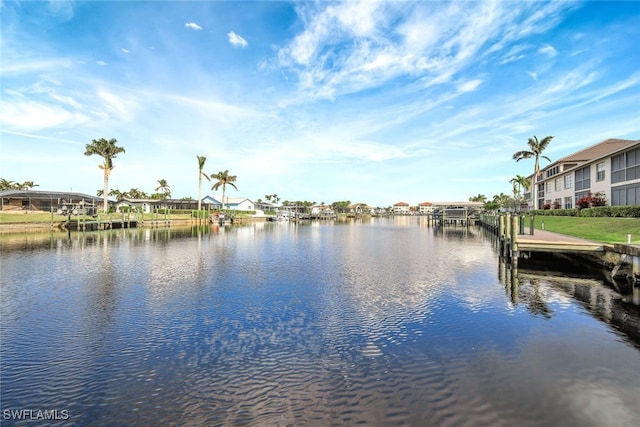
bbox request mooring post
[512,214,519,267]
[632,256,640,306]
[505,213,512,258]
[529,214,534,235]
[499,214,505,255]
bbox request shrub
[577,191,607,210]
[578,206,640,218]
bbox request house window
[564,174,572,189]
[627,147,640,181]
[612,153,625,183]
[575,166,590,191]
[545,166,560,178]
[612,147,640,183]
[612,182,640,206]
[555,178,562,191]
[545,182,552,193]
[564,196,572,209]
[596,162,605,182]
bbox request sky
[1,0,639,207]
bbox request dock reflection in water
[1,219,639,427]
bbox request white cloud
[227,31,248,48]
[121,48,130,54]
[528,72,538,81]
[0,99,89,131]
[185,22,202,31]
[97,90,139,122]
[0,58,72,75]
[457,79,483,93]
[96,60,108,66]
[48,0,73,21]
[538,44,558,57]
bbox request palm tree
[492,193,512,210]
[155,179,171,199]
[512,135,553,208]
[197,156,210,211]
[0,179,17,190]
[109,189,124,200]
[127,188,147,199]
[211,170,238,209]
[18,181,39,190]
[468,193,487,203]
[84,138,126,213]
[510,174,531,206]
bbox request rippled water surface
[2,218,640,426]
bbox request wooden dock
[481,213,640,305]
[478,213,608,261]
[517,228,608,253]
[67,219,139,231]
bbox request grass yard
[533,216,640,244]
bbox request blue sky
[1,0,639,207]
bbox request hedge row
[531,206,640,218]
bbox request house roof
[117,198,158,203]
[0,189,101,202]
[419,201,433,206]
[203,196,253,205]
[394,201,409,206]
[556,138,638,164]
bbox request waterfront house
[0,190,103,214]
[115,198,159,214]
[348,203,373,215]
[202,196,256,211]
[311,205,335,216]
[393,201,411,215]
[525,138,640,210]
[418,201,434,215]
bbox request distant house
[0,190,102,213]
[348,203,373,215]
[393,201,411,215]
[254,200,276,212]
[202,196,256,211]
[418,201,434,215]
[311,205,335,216]
[116,198,215,213]
[527,138,640,209]
[115,198,160,214]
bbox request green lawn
[532,216,640,244]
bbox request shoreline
[0,217,268,234]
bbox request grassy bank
[532,216,640,244]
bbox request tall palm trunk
[221,187,226,210]
[198,173,203,211]
[101,161,113,213]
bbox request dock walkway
[517,228,609,253]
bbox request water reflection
[498,257,640,348]
[2,220,640,426]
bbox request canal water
[1,217,639,426]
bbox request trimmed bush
[531,206,640,218]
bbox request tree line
[84,138,239,213]
[469,135,553,211]
[0,179,39,190]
